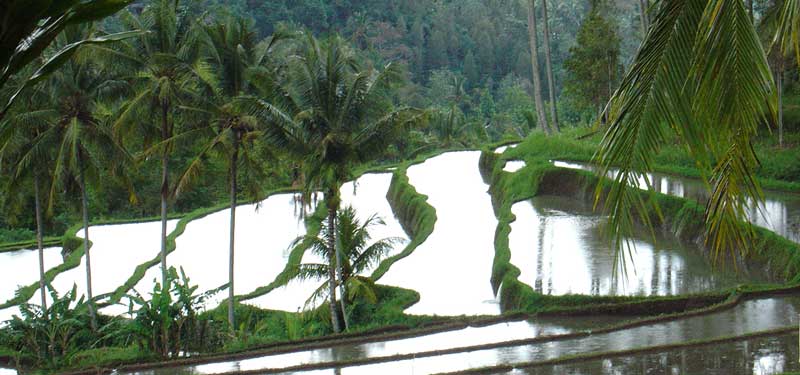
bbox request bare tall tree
[526,0,551,135]
[541,0,560,132]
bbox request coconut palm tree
[109,0,208,294]
[290,206,401,330]
[540,0,560,132]
[247,33,423,333]
[595,0,800,269]
[429,105,472,149]
[524,0,552,135]
[0,71,56,311]
[173,17,285,330]
[24,25,132,330]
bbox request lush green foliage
[125,267,221,358]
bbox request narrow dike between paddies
[0,219,179,320]
[128,193,316,313]
[109,287,800,375]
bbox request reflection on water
[124,316,631,375]
[521,333,798,375]
[322,297,800,374]
[553,161,800,244]
[378,151,500,316]
[509,195,757,296]
[0,247,62,322]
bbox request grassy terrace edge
[4,139,800,374]
[58,285,800,375]
[481,135,800,312]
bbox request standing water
[378,151,500,316]
[245,173,407,312]
[508,195,758,296]
[0,247,62,322]
[128,194,309,314]
[15,220,179,317]
[553,161,800,244]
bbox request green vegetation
[289,206,403,330]
[482,133,800,312]
[1,0,800,373]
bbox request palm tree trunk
[77,152,97,330]
[33,175,47,310]
[227,134,239,331]
[327,203,342,333]
[541,0,559,132]
[338,267,349,331]
[778,59,784,148]
[526,0,551,135]
[160,100,170,355]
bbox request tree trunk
[77,152,97,330]
[338,263,349,331]
[326,201,342,333]
[526,0,551,135]
[541,0,559,132]
[33,175,47,310]
[227,133,239,331]
[778,59,784,148]
[159,100,170,355]
[638,0,649,35]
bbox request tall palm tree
[109,0,207,294]
[0,72,56,311]
[540,0,560,132]
[290,206,401,330]
[525,0,551,135]
[595,0,800,269]
[174,17,284,330]
[248,33,422,333]
[26,25,131,330]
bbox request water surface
[245,173,406,312]
[13,220,179,317]
[378,151,500,316]
[518,333,799,375]
[124,315,630,375]
[0,246,62,307]
[553,160,800,244]
[319,296,800,374]
[127,195,308,314]
[509,195,758,296]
